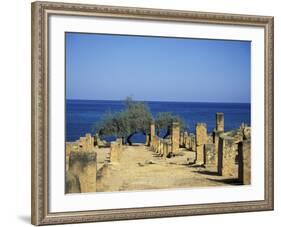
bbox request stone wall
[150,121,155,147]
[238,140,251,184]
[189,133,196,151]
[110,139,123,163]
[204,143,216,167]
[171,122,180,154]
[151,135,172,158]
[195,123,208,164]
[216,112,224,132]
[67,151,97,193]
[183,131,189,149]
[218,136,237,177]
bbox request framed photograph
[31,1,274,225]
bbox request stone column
[238,140,251,184]
[179,132,184,147]
[218,136,237,176]
[189,133,196,151]
[145,134,150,146]
[65,171,81,193]
[150,121,155,147]
[204,144,216,168]
[68,151,97,193]
[160,139,164,156]
[195,123,208,164]
[85,133,94,152]
[110,141,120,163]
[157,139,161,154]
[171,122,180,154]
[216,112,224,132]
[163,139,169,159]
[183,131,189,149]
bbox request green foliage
[94,97,186,143]
[155,112,186,137]
[124,97,152,135]
[93,111,130,138]
[93,97,152,144]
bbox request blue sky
[66,32,251,103]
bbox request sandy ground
[96,144,240,192]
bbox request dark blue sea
[66,100,251,142]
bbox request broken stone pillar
[243,126,251,140]
[183,131,189,149]
[238,140,251,185]
[189,133,196,151]
[162,139,170,158]
[204,144,216,168]
[218,136,237,177]
[78,137,86,152]
[157,138,161,154]
[216,112,224,132]
[65,171,81,193]
[212,130,222,168]
[160,139,164,155]
[68,151,97,193]
[85,133,94,152]
[145,134,150,146]
[171,122,180,154]
[150,121,155,147]
[110,141,120,163]
[196,123,208,164]
[179,132,184,147]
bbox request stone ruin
[66,112,251,194]
[195,123,208,164]
[65,134,124,193]
[149,112,251,185]
[109,138,123,163]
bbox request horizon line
[66,98,250,104]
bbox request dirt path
[96,144,239,192]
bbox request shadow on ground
[207,178,242,185]
[193,170,220,176]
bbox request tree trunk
[163,128,170,139]
[126,133,135,146]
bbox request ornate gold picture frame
[31,1,274,225]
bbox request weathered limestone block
[196,145,204,164]
[189,133,196,151]
[183,131,189,149]
[68,151,97,193]
[110,141,120,163]
[238,140,251,185]
[160,139,164,155]
[66,142,72,156]
[145,134,150,146]
[65,171,81,193]
[162,139,170,158]
[196,123,207,146]
[150,121,155,147]
[172,122,180,154]
[212,131,223,167]
[196,123,208,164]
[216,112,224,132]
[179,132,185,147]
[85,133,93,147]
[77,134,94,152]
[157,139,161,154]
[78,137,86,152]
[218,136,237,177]
[204,143,216,167]
[243,127,251,140]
